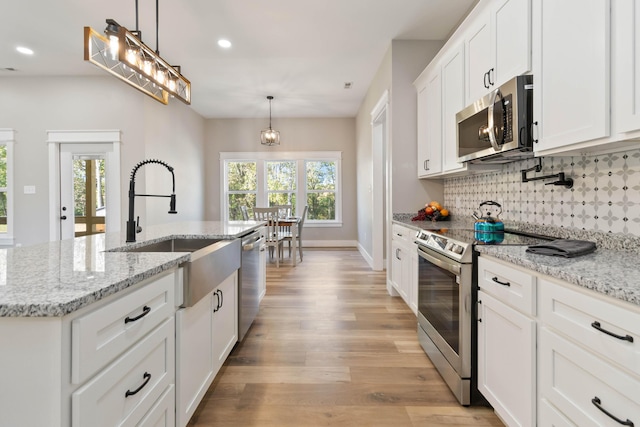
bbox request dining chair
[240,205,250,221]
[282,205,308,262]
[253,207,284,267]
[273,204,292,218]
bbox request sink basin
[121,238,222,253]
[113,237,241,307]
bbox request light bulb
[156,68,166,85]
[125,48,139,66]
[168,77,177,92]
[143,59,154,76]
[108,35,119,61]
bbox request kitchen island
[0,221,264,427]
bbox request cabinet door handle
[591,321,634,342]
[395,248,401,260]
[425,159,429,171]
[488,68,494,86]
[491,277,510,287]
[124,305,151,324]
[125,372,151,397]
[483,71,490,89]
[591,397,634,426]
[213,290,220,312]
[531,121,539,144]
[218,289,223,310]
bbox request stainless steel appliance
[415,228,552,405]
[457,75,533,164]
[238,229,264,341]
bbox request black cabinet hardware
[492,277,511,287]
[124,305,151,324]
[213,289,224,313]
[125,372,151,397]
[591,397,634,426]
[591,321,634,342]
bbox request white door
[48,130,122,242]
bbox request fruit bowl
[411,201,450,221]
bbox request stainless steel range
[415,228,551,405]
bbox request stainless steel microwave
[456,75,533,164]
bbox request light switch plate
[23,185,36,194]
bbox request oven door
[417,245,472,378]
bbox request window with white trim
[0,129,14,245]
[221,151,342,226]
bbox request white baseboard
[302,240,358,248]
[357,242,374,269]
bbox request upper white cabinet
[465,0,531,105]
[416,69,443,178]
[532,0,611,154]
[442,45,468,173]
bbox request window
[225,161,257,221]
[221,151,341,226]
[0,129,14,245]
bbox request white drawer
[392,224,416,244]
[477,256,536,316]
[539,277,640,376]
[72,318,175,427]
[71,271,175,384]
[539,398,577,427]
[540,327,640,427]
[138,384,175,427]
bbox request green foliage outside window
[306,161,336,220]
[267,161,296,215]
[227,162,257,220]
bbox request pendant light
[260,96,280,146]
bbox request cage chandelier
[260,96,280,146]
[83,0,191,105]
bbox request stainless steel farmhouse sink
[112,237,241,307]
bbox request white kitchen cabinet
[477,257,536,427]
[442,44,467,173]
[258,226,267,301]
[211,271,238,374]
[532,0,611,154]
[539,277,640,426]
[415,68,442,178]
[176,270,239,427]
[0,269,177,427]
[466,0,531,104]
[390,224,418,314]
[176,292,214,427]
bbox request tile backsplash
[444,149,640,237]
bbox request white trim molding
[47,130,122,241]
[0,129,15,246]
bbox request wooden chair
[253,207,284,267]
[240,205,250,221]
[272,204,292,219]
[282,205,308,262]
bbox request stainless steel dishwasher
[238,229,264,341]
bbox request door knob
[60,215,67,220]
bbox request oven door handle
[418,246,461,275]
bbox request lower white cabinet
[176,270,238,427]
[258,226,267,301]
[477,291,536,427]
[389,224,418,314]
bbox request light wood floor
[187,249,504,427]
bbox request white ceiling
[1,0,476,118]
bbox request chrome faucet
[126,159,177,242]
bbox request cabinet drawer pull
[591,321,634,342]
[124,305,151,324]
[591,396,634,426]
[218,289,223,310]
[125,372,151,397]
[395,248,401,260]
[491,277,510,287]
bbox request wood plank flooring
[187,249,504,427]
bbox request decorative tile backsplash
[444,149,640,237]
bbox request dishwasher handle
[242,232,264,251]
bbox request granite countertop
[0,221,264,317]
[393,212,640,307]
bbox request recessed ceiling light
[344,82,353,89]
[217,39,232,49]
[16,46,34,55]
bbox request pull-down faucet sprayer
[126,159,177,242]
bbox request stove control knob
[452,244,464,254]
[445,242,454,251]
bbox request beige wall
[0,76,205,246]
[355,40,445,260]
[204,117,358,243]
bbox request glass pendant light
[260,96,280,146]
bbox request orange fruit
[431,202,442,210]
[440,208,449,217]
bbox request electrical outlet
[23,185,36,194]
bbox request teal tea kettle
[473,201,504,244]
